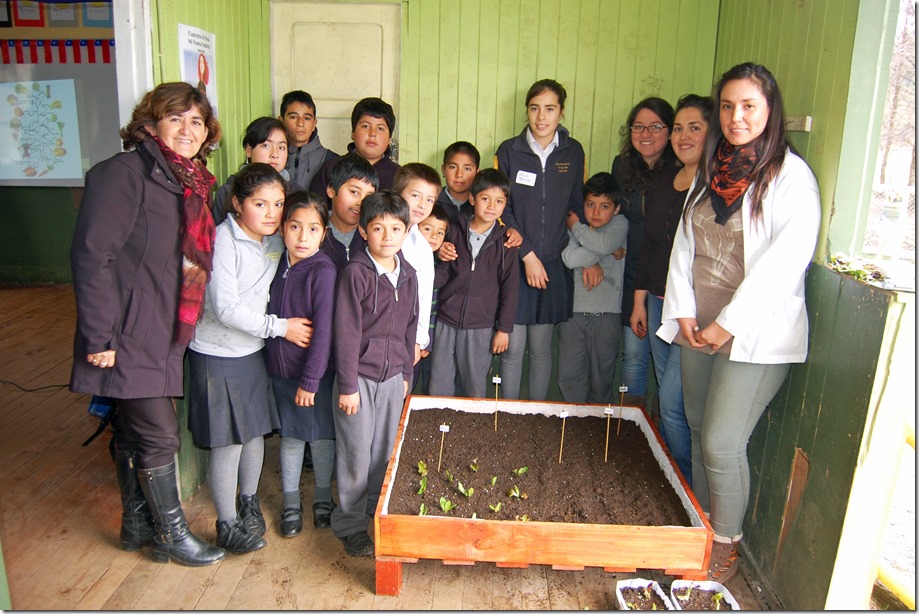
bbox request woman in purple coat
[70,82,226,566]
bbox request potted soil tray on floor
[373,396,714,596]
[616,578,675,610]
[670,579,741,610]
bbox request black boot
[114,447,156,551]
[137,462,227,567]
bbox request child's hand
[566,211,580,230]
[522,252,549,289]
[612,247,626,260]
[414,344,422,365]
[404,380,409,398]
[284,317,313,347]
[491,331,509,354]
[420,348,431,359]
[296,387,315,407]
[582,264,604,290]
[86,349,117,369]
[504,227,523,248]
[678,317,708,350]
[338,392,360,415]
[438,242,458,261]
[630,305,648,340]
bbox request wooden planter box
[373,396,713,596]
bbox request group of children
[191,80,630,559]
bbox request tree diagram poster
[0,79,83,181]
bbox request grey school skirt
[187,348,279,448]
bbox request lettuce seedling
[419,503,428,516]
[489,502,503,512]
[457,481,474,498]
[490,475,497,486]
[444,468,454,483]
[417,475,427,495]
[439,496,456,513]
[512,466,528,477]
[417,460,428,477]
[508,484,521,498]
[469,458,479,472]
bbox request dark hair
[443,141,481,168]
[359,190,410,230]
[584,171,619,203]
[351,97,396,134]
[329,153,380,193]
[120,82,221,161]
[687,62,794,224]
[616,97,677,194]
[283,191,329,246]
[426,202,450,225]
[470,168,511,199]
[393,162,442,196]
[279,90,316,117]
[242,116,292,152]
[526,79,567,109]
[231,162,286,204]
[675,93,714,124]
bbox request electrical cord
[0,380,70,393]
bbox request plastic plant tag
[619,385,628,393]
[439,424,450,433]
[560,410,569,419]
[492,376,502,384]
[604,407,615,415]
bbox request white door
[270,1,401,158]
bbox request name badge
[515,170,537,186]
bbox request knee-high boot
[114,447,156,551]
[137,461,227,567]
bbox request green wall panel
[0,187,76,284]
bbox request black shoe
[114,447,156,551]
[340,531,374,557]
[280,507,303,537]
[217,520,267,554]
[237,493,266,537]
[312,501,334,529]
[137,462,227,567]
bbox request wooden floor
[0,285,768,610]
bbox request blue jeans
[648,294,691,485]
[621,325,651,395]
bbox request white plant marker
[492,375,502,431]
[618,385,628,435]
[437,423,450,472]
[558,410,569,463]
[604,405,615,462]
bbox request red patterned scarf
[148,134,217,346]
[710,139,758,225]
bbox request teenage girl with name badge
[265,192,338,537]
[188,163,313,555]
[495,78,585,400]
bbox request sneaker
[708,540,740,583]
[216,520,267,555]
[237,493,266,537]
[340,531,374,557]
[312,501,335,529]
[280,507,303,537]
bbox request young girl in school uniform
[495,78,585,400]
[265,192,338,537]
[187,163,313,555]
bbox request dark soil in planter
[386,407,691,526]
[620,585,671,609]
[671,586,736,610]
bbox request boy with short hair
[392,163,441,367]
[557,172,628,404]
[309,97,400,198]
[437,141,480,224]
[429,169,519,398]
[413,203,450,394]
[332,191,418,557]
[278,90,336,191]
[320,153,379,271]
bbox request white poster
[178,24,218,118]
[0,79,83,181]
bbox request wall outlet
[786,115,813,132]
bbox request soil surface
[671,586,736,610]
[386,407,691,526]
[619,585,671,610]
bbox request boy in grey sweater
[558,172,628,404]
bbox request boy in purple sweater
[331,191,418,557]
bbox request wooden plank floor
[0,285,769,610]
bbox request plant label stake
[492,375,502,431]
[558,410,569,464]
[618,385,628,435]
[437,423,450,472]
[603,405,615,462]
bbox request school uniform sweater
[436,187,472,226]
[308,143,401,200]
[211,166,301,225]
[284,129,336,192]
[334,248,419,395]
[320,224,367,272]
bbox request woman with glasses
[610,98,678,403]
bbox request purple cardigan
[334,248,418,395]
[265,250,337,392]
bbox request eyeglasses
[630,123,666,134]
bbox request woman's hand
[566,211,580,230]
[697,321,733,354]
[504,227,523,248]
[677,317,707,349]
[437,242,458,262]
[87,350,117,369]
[338,392,359,415]
[284,317,313,347]
[630,292,648,339]
[295,387,315,407]
[582,264,604,290]
[522,252,548,289]
[491,330,509,354]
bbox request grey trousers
[499,323,555,400]
[681,349,790,539]
[429,321,493,398]
[330,374,405,538]
[557,312,620,404]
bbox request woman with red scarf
[658,63,821,583]
[70,82,227,566]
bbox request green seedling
[489,502,503,512]
[508,484,521,498]
[417,460,428,477]
[471,512,477,519]
[469,458,479,472]
[712,592,724,610]
[419,503,428,516]
[514,514,530,522]
[675,587,692,602]
[444,468,454,483]
[490,475,497,486]
[457,481,474,498]
[439,496,456,513]
[417,475,427,495]
[512,466,528,477]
